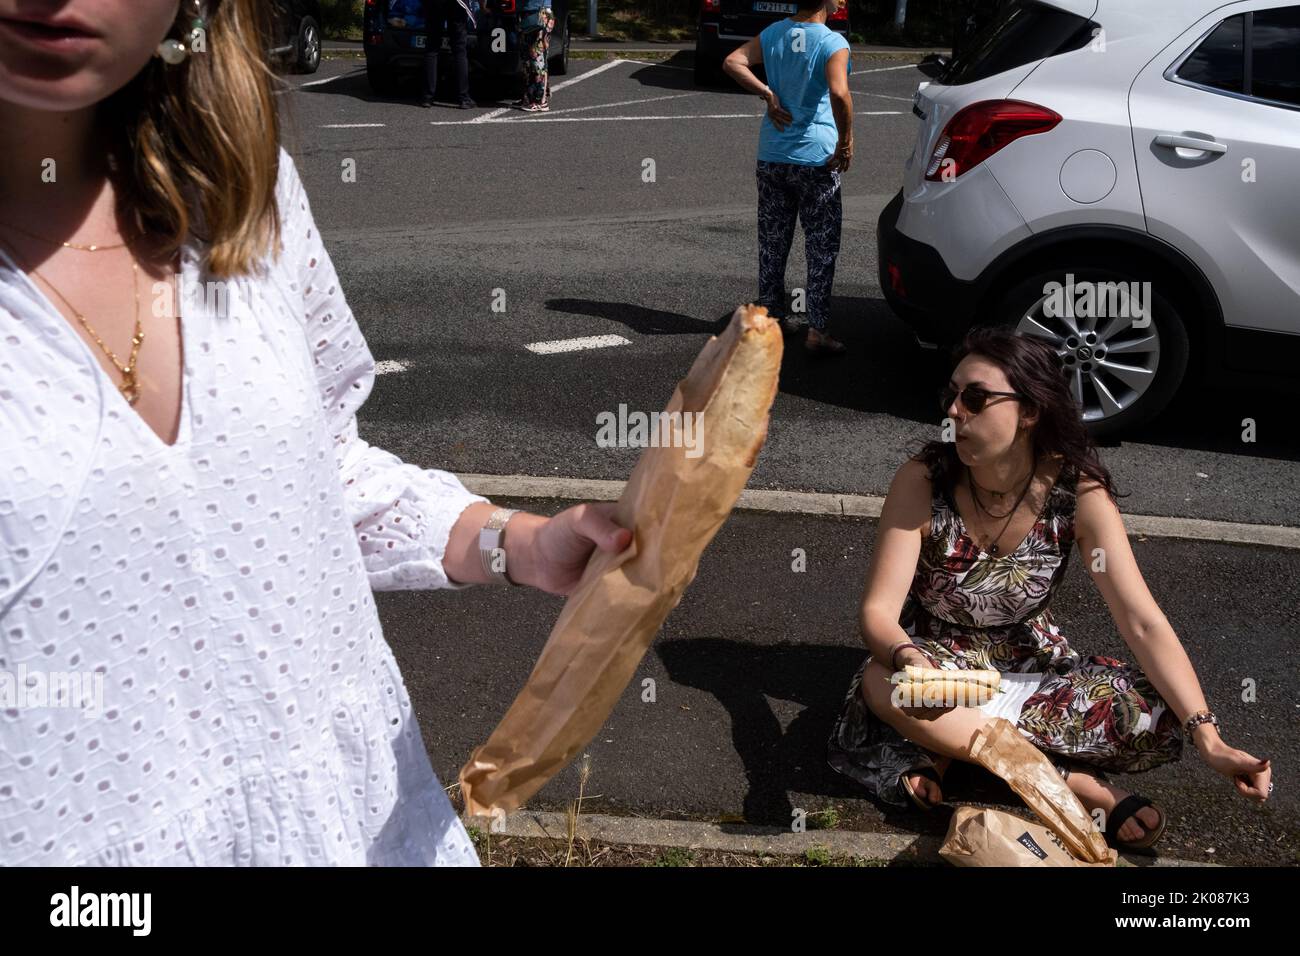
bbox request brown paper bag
[459,305,783,821]
[966,717,1117,865]
[940,806,1113,867]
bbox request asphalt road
[276,56,1300,864]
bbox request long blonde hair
[101,0,282,279]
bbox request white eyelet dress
[0,149,489,865]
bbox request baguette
[458,304,783,820]
[893,678,999,708]
[903,664,1002,688]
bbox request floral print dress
[827,461,1184,808]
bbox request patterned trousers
[756,159,842,330]
[520,9,556,106]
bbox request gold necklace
[0,217,130,252]
[29,256,145,405]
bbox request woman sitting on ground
[827,326,1272,853]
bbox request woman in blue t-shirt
[724,1,853,354]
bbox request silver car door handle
[1154,134,1228,154]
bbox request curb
[477,810,1220,868]
[458,473,1300,551]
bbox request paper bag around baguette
[458,304,783,821]
[968,717,1116,865]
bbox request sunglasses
[939,383,1024,415]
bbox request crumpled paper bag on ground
[956,717,1117,866]
[940,806,1114,867]
[459,305,783,822]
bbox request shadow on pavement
[657,637,1020,829]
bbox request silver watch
[478,507,520,585]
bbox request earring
[156,0,208,65]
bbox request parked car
[694,0,851,85]
[270,0,323,74]
[878,0,1300,437]
[363,0,572,95]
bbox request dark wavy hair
[910,326,1124,505]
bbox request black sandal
[1104,794,1167,855]
[899,764,944,812]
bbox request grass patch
[652,847,696,867]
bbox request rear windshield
[943,1,1098,85]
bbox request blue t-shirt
[757,21,851,166]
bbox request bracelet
[477,507,521,586]
[889,641,924,671]
[1183,709,1220,742]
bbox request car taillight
[499,1,518,12]
[887,262,907,299]
[702,0,722,12]
[924,100,1061,181]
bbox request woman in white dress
[0,0,631,865]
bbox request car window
[1176,14,1246,93]
[1252,7,1300,106]
[1175,7,1300,107]
[941,0,1097,86]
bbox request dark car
[270,0,323,74]
[363,0,572,95]
[694,0,851,85]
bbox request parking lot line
[322,123,387,128]
[541,92,702,116]
[471,57,631,123]
[504,110,905,124]
[623,59,694,72]
[851,63,921,75]
[286,67,367,92]
[525,334,631,355]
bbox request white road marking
[322,123,387,128]
[853,91,915,102]
[471,57,629,124]
[851,63,921,75]
[374,359,411,375]
[504,110,904,124]
[540,91,701,116]
[293,68,368,89]
[550,57,630,92]
[525,334,631,355]
[471,105,516,124]
[623,58,694,72]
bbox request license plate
[412,34,426,48]
[754,2,798,13]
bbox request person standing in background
[724,0,854,355]
[420,0,476,109]
[513,2,555,112]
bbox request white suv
[877,0,1300,437]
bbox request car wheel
[549,15,571,75]
[990,261,1190,439]
[293,16,321,74]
